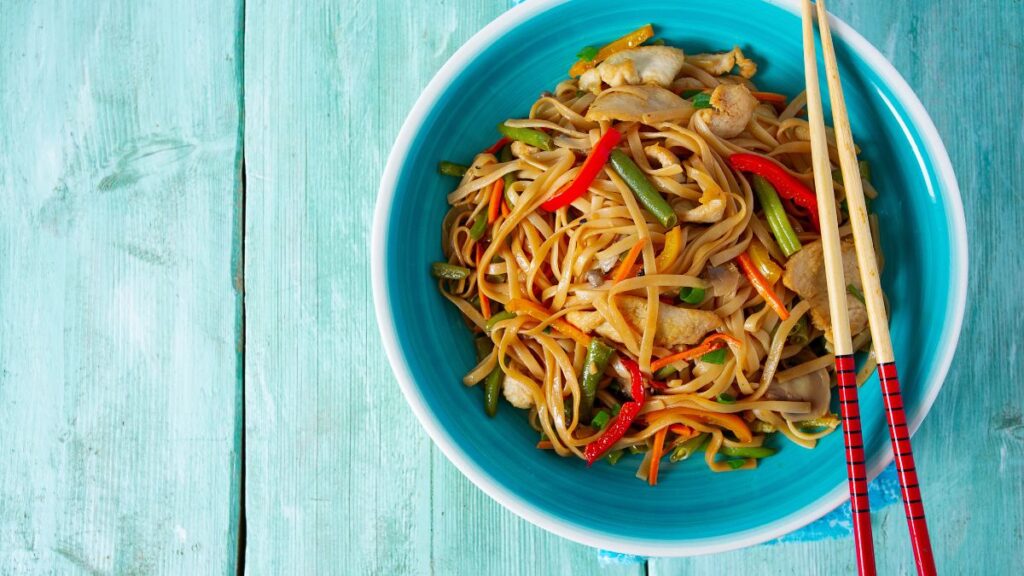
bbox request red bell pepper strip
[483,137,511,155]
[541,127,622,212]
[728,153,820,231]
[583,357,646,465]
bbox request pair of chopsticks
[800,1,936,575]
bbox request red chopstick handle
[836,354,877,576]
[877,362,937,576]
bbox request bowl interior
[376,0,963,554]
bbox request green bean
[798,414,841,430]
[578,338,614,419]
[847,283,866,304]
[431,262,471,280]
[483,363,503,418]
[469,213,488,241]
[669,433,708,462]
[497,123,552,151]
[485,310,516,333]
[608,149,678,228]
[438,161,468,177]
[858,160,872,182]
[719,445,777,459]
[752,175,802,257]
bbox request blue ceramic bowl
[372,0,966,556]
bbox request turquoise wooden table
[0,0,1020,574]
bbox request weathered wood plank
[242,0,642,573]
[0,1,244,574]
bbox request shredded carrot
[477,245,492,319]
[648,427,669,486]
[536,440,554,450]
[612,239,645,282]
[737,252,790,320]
[650,333,741,373]
[569,24,655,78]
[751,91,788,104]
[647,407,753,443]
[487,179,505,224]
[501,197,510,218]
[506,298,591,346]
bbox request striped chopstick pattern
[877,362,937,576]
[836,353,876,574]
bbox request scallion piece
[720,445,776,459]
[716,392,736,404]
[628,444,648,455]
[859,160,872,182]
[590,410,611,430]
[680,89,703,99]
[752,175,802,257]
[649,38,666,46]
[438,161,468,177]
[669,433,708,462]
[725,459,747,470]
[497,123,553,151]
[847,284,866,304]
[700,347,728,365]
[431,262,471,280]
[691,92,713,109]
[605,449,625,465]
[576,45,600,62]
[678,286,705,305]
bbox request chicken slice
[695,83,758,138]
[782,240,868,341]
[687,46,758,78]
[502,373,534,409]
[567,295,721,348]
[586,85,694,124]
[597,46,688,88]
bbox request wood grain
[0,0,244,574]
[242,0,641,573]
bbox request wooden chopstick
[800,1,877,574]
[813,1,937,574]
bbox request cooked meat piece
[687,46,758,78]
[585,85,694,124]
[597,46,688,88]
[567,295,721,348]
[502,373,534,409]
[782,240,868,341]
[695,83,758,138]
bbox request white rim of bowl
[371,0,967,557]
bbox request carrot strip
[501,197,510,218]
[477,245,492,320]
[536,440,554,450]
[737,252,790,320]
[506,298,591,346]
[647,407,753,443]
[751,91,788,104]
[649,333,741,373]
[487,179,505,224]
[669,424,696,438]
[649,426,669,486]
[612,239,645,282]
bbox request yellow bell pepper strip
[569,24,655,78]
[747,240,782,284]
[654,226,682,272]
